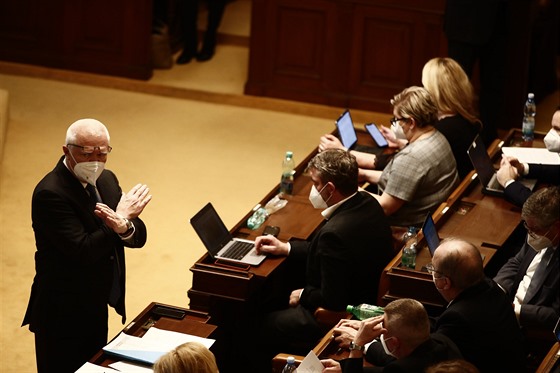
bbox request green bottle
[347,304,384,320]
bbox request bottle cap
[528,93,534,99]
[346,305,354,312]
[286,151,293,157]
[287,356,295,364]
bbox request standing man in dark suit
[22,118,152,373]
[429,238,526,372]
[321,298,463,373]
[254,149,394,363]
[494,186,559,363]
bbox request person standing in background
[22,118,152,373]
[177,0,228,64]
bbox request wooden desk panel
[88,302,217,368]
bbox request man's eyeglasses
[523,221,549,238]
[425,263,444,277]
[390,117,409,127]
[68,144,112,155]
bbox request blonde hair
[390,86,438,128]
[421,57,481,127]
[153,342,219,373]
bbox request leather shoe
[196,39,216,62]
[176,50,194,65]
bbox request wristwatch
[119,218,134,237]
[349,341,365,352]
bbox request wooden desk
[536,342,560,373]
[378,129,548,314]
[88,302,217,368]
[187,128,386,371]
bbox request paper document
[103,327,215,365]
[75,362,117,372]
[297,350,324,373]
[501,147,560,165]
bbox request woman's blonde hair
[153,342,219,373]
[421,57,481,128]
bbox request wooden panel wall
[0,0,153,80]
[245,0,447,113]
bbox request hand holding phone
[364,123,388,148]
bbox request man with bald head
[22,119,152,372]
[429,238,526,372]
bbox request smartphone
[364,123,388,148]
[263,225,280,237]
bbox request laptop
[190,202,266,266]
[421,213,440,257]
[467,135,537,197]
[335,110,380,155]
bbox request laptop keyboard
[488,175,503,191]
[221,240,254,260]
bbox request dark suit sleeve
[299,229,354,311]
[504,181,533,207]
[527,164,560,185]
[493,245,528,296]
[32,188,116,263]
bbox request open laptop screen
[421,213,440,257]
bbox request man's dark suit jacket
[341,333,462,373]
[494,242,559,330]
[22,157,147,369]
[290,191,393,312]
[434,278,526,373]
[504,164,560,207]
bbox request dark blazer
[433,278,526,373]
[504,164,560,207]
[435,115,480,180]
[22,156,147,334]
[493,242,559,330]
[290,191,394,312]
[342,333,462,373]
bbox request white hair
[65,118,110,144]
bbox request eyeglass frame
[523,221,552,239]
[425,263,445,277]
[390,117,410,127]
[67,143,112,155]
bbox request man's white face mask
[308,184,330,209]
[380,333,396,358]
[527,231,554,252]
[543,129,560,153]
[69,151,104,185]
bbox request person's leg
[177,0,199,64]
[197,0,227,61]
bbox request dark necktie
[85,184,122,307]
[524,247,555,302]
[86,183,102,204]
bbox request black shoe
[176,50,195,65]
[196,38,216,62]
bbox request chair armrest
[314,307,352,329]
[272,353,305,373]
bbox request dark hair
[306,149,358,196]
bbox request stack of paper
[102,327,215,365]
[501,147,560,165]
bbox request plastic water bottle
[280,151,295,195]
[347,304,385,320]
[247,204,268,230]
[282,356,297,373]
[401,226,418,269]
[522,93,536,141]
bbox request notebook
[335,110,380,155]
[421,213,440,257]
[467,135,537,197]
[190,202,266,266]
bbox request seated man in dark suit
[254,149,394,362]
[497,109,560,207]
[429,238,527,372]
[321,298,462,373]
[494,186,559,360]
